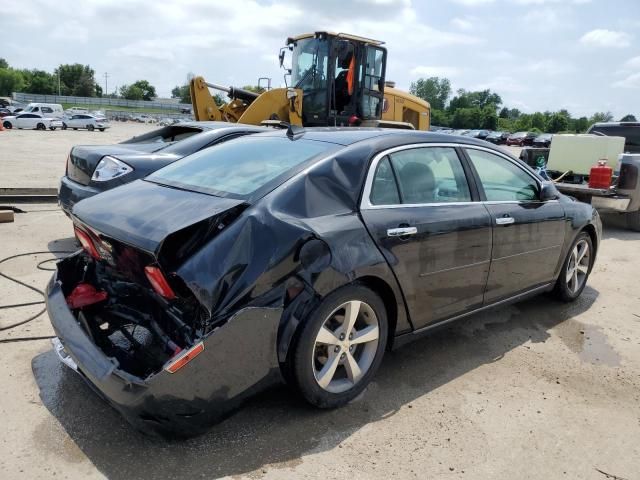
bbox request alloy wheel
[312,300,380,394]
[566,239,590,294]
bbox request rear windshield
[120,125,203,145]
[147,137,337,199]
[589,125,640,147]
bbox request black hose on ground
[0,250,74,340]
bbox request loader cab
[285,32,387,127]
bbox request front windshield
[290,38,329,92]
[147,137,337,199]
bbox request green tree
[513,114,532,132]
[546,112,569,133]
[95,84,103,97]
[497,117,513,131]
[0,68,25,96]
[130,80,156,100]
[55,64,96,96]
[242,85,266,94]
[481,106,498,130]
[530,112,546,131]
[171,85,191,104]
[571,116,589,133]
[590,111,613,124]
[620,114,637,122]
[409,77,451,111]
[431,109,450,127]
[213,94,226,106]
[20,69,57,94]
[120,84,144,100]
[0,58,8,69]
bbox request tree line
[0,58,157,101]
[410,77,636,133]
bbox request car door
[463,147,566,303]
[360,144,493,329]
[16,114,36,128]
[68,115,81,128]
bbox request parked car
[587,122,640,154]
[23,102,64,118]
[58,122,265,215]
[486,131,510,145]
[0,108,12,118]
[65,107,89,115]
[2,112,63,130]
[533,133,553,148]
[48,128,601,437]
[452,129,470,136]
[468,129,490,140]
[133,114,156,123]
[506,131,537,146]
[62,114,111,132]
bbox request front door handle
[387,226,418,237]
[495,216,515,225]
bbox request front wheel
[49,127,56,130]
[553,232,593,302]
[289,284,388,408]
[3,121,11,129]
[98,128,105,132]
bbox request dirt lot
[0,131,638,479]
[0,123,157,188]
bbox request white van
[23,103,64,118]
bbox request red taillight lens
[74,227,101,260]
[164,342,204,373]
[348,114,361,126]
[144,265,176,300]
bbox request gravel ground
[0,131,638,480]
[0,122,157,189]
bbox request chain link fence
[12,92,191,112]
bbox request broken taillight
[164,342,204,373]
[66,283,108,309]
[74,226,101,260]
[144,265,176,300]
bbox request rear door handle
[495,216,515,225]
[387,227,418,237]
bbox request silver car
[62,114,110,132]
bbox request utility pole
[57,71,61,96]
[104,72,110,96]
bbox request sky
[3,0,640,119]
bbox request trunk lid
[72,179,246,257]
[67,144,170,185]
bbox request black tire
[87,124,95,131]
[3,121,11,129]
[626,210,640,232]
[552,231,593,302]
[289,284,388,409]
[37,123,46,130]
[73,128,78,130]
[62,123,67,130]
[49,127,56,130]
[99,128,105,132]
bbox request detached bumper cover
[45,273,283,437]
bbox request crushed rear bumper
[45,272,283,438]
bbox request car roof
[177,121,266,132]
[247,126,501,149]
[591,122,640,128]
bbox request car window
[370,157,400,205]
[147,137,338,199]
[375,147,471,205]
[590,125,640,147]
[41,107,53,113]
[466,149,539,202]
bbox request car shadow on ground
[601,215,639,240]
[32,286,598,479]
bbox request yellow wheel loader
[190,32,430,130]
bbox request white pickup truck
[519,126,640,231]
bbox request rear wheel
[36,123,46,130]
[290,284,388,408]
[626,210,640,232]
[553,232,593,302]
[87,124,95,131]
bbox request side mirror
[540,182,560,201]
[278,48,286,68]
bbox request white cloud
[511,0,591,4]
[450,17,474,31]
[524,59,574,75]
[410,66,461,77]
[613,73,640,89]
[472,75,527,94]
[579,29,632,48]
[449,0,495,5]
[623,56,640,69]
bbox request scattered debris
[595,467,629,480]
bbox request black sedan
[58,122,265,215]
[47,128,601,437]
[486,131,510,145]
[533,133,553,148]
